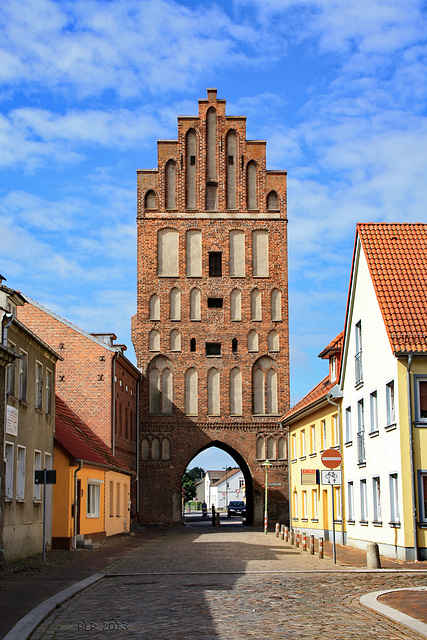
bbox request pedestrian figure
[212,504,216,526]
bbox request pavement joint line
[2,573,104,640]
[360,587,427,639]
[102,569,427,576]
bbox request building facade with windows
[282,333,344,542]
[132,89,289,525]
[18,298,141,516]
[53,396,133,548]
[1,285,60,562]
[208,468,245,510]
[339,223,427,560]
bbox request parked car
[227,501,246,518]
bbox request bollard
[280,524,285,541]
[296,532,300,548]
[302,533,307,551]
[366,542,381,569]
[310,535,315,555]
[276,523,280,537]
[216,513,220,528]
[319,536,323,559]
[290,530,295,545]
[285,526,289,542]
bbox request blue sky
[2,0,427,469]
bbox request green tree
[182,466,205,501]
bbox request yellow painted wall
[52,445,73,538]
[397,356,427,553]
[288,399,343,540]
[105,470,131,536]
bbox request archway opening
[181,441,254,526]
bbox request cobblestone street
[29,526,426,639]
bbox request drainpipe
[136,373,140,522]
[72,460,83,550]
[406,354,418,561]
[111,353,118,456]
[326,387,345,545]
[286,427,292,529]
[2,312,13,346]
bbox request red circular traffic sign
[321,448,342,469]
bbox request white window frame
[16,445,26,500]
[311,488,318,520]
[19,350,28,402]
[345,406,352,443]
[291,433,297,461]
[293,491,298,519]
[302,490,307,519]
[347,481,354,522]
[370,390,378,433]
[33,450,42,500]
[321,420,327,451]
[355,320,363,385]
[300,429,306,458]
[332,414,339,446]
[87,479,102,518]
[360,478,368,523]
[46,368,53,415]
[310,424,316,455]
[6,341,16,396]
[389,473,400,524]
[36,361,43,411]
[372,476,382,522]
[5,442,14,499]
[386,380,396,426]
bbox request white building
[339,223,427,560]
[209,469,245,510]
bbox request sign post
[320,449,342,564]
[34,469,56,563]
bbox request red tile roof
[358,223,427,353]
[282,331,343,423]
[55,396,133,474]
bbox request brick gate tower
[132,89,289,525]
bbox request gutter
[406,353,419,561]
[72,460,83,550]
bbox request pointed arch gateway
[183,440,255,525]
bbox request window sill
[347,519,355,525]
[33,499,42,504]
[292,517,299,522]
[357,461,366,468]
[355,381,364,390]
[16,498,26,503]
[19,400,29,408]
[345,441,353,447]
[388,522,401,528]
[206,355,222,358]
[291,458,297,464]
[300,456,306,461]
[372,520,383,527]
[359,520,368,526]
[190,319,202,322]
[5,498,13,503]
[414,422,427,428]
[369,430,379,438]
[311,518,318,523]
[309,453,317,458]
[87,514,100,519]
[385,422,397,432]
[333,519,342,524]
[417,523,427,529]
[301,518,308,523]
[231,319,241,322]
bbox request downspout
[326,393,345,545]
[111,353,118,456]
[72,460,83,550]
[2,312,13,346]
[406,354,418,561]
[286,426,292,529]
[136,373,140,522]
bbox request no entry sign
[321,448,342,469]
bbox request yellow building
[282,333,344,543]
[53,396,134,549]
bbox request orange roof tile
[281,375,335,422]
[357,223,427,353]
[318,331,344,358]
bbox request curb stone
[360,587,427,639]
[2,573,104,640]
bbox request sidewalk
[1,527,427,640]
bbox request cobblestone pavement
[30,526,427,640]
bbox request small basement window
[190,155,196,165]
[209,252,222,277]
[206,343,221,356]
[190,338,196,352]
[207,298,223,308]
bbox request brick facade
[132,90,290,525]
[18,301,140,512]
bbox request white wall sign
[321,470,342,485]
[6,405,18,436]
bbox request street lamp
[261,459,272,534]
[223,466,228,509]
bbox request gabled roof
[281,331,343,423]
[210,468,241,487]
[55,396,133,475]
[357,223,427,354]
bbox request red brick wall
[132,90,290,525]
